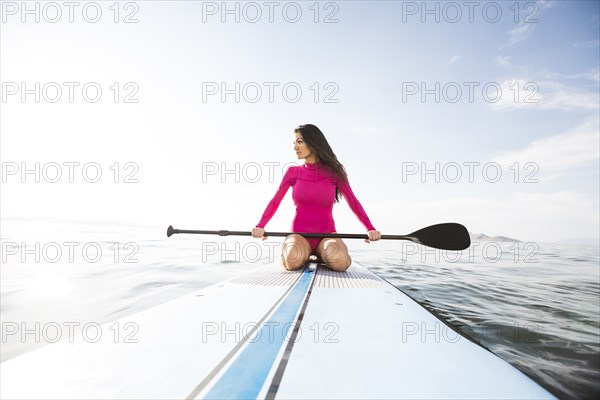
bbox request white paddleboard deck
[1,262,555,399]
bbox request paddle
[166,223,470,251]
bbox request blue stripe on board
[203,267,315,400]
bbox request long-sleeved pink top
[256,161,375,233]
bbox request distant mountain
[469,233,521,242]
[468,233,599,246]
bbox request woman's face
[293,131,314,160]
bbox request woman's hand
[252,227,267,240]
[365,230,381,243]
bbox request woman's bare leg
[280,234,311,270]
[317,237,352,272]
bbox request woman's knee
[281,234,310,269]
[280,253,305,270]
[319,239,352,271]
[326,253,352,271]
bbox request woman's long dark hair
[294,124,347,203]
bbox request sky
[1,0,599,243]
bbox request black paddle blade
[409,223,470,250]
[166,225,175,237]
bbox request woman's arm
[337,176,376,232]
[255,167,295,229]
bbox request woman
[252,124,381,271]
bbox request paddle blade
[410,223,470,250]
[167,225,175,237]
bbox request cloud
[502,0,556,48]
[574,40,600,49]
[490,79,599,112]
[492,118,600,172]
[506,24,534,48]
[536,0,557,11]
[494,55,513,69]
[448,55,460,65]
[565,69,600,82]
[542,68,600,82]
[530,80,598,111]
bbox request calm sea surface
[1,219,598,398]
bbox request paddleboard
[1,261,555,399]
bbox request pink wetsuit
[256,161,376,255]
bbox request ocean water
[355,240,600,399]
[1,219,598,398]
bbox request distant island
[468,233,599,245]
[469,233,520,242]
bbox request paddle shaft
[167,223,471,250]
[169,228,413,240]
